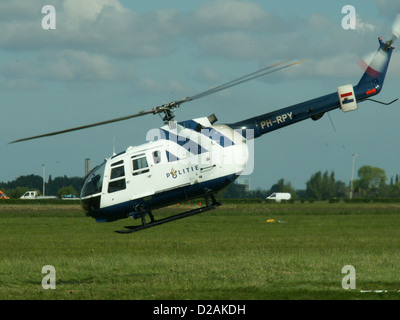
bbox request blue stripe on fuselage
[166,150,180,162]
[178,120,235,148]
[85,173,237,222]
[160,128,208,155]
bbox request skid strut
[116,193,221,234]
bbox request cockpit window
[81,161,106,197]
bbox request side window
[132,154,149,176]
[153,150,161,164]
[108,160,126,193]
[108,179,126,193]
[111,165,125,179]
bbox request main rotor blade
[10,60,304,144]
[178,60,305,104]
[9,109,154,144]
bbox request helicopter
[11,15,400,233]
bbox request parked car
[266,192,292,202]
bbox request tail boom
[228,38,395,138]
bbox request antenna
[327,112,336,133]
[113,134,116,156]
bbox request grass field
[0,201,400,300]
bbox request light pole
[42,164,46,197]
[350,154,357,199]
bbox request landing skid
[116,194,221,234]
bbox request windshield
[81,161,106,197]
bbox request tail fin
[355,38,394,101]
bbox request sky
[1,0,400,191]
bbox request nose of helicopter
[80,161,106,217]
[81,194,101,214]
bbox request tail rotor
[359,12,400,77]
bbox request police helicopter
[11,14,400,233]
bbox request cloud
[374,0,400,19]
[57,2,181,59]
[355,16,376,34]
[0,0,398,91]
[1,50,126,85]
[191,0,276,32]
[196,66,222,84]
[0,0,180,58]
[0,1,45,21]
[42,50,121,81]
[61,0,123,24]
[294,54,361,79]
[197,31,270,60]
[135,78,188,95]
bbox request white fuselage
[81,117,251,221]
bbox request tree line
[0,175,84,198]
[1,165,399,200]
[220,165,400,200]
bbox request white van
[20,191,56,199]
[266,192,292,202]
